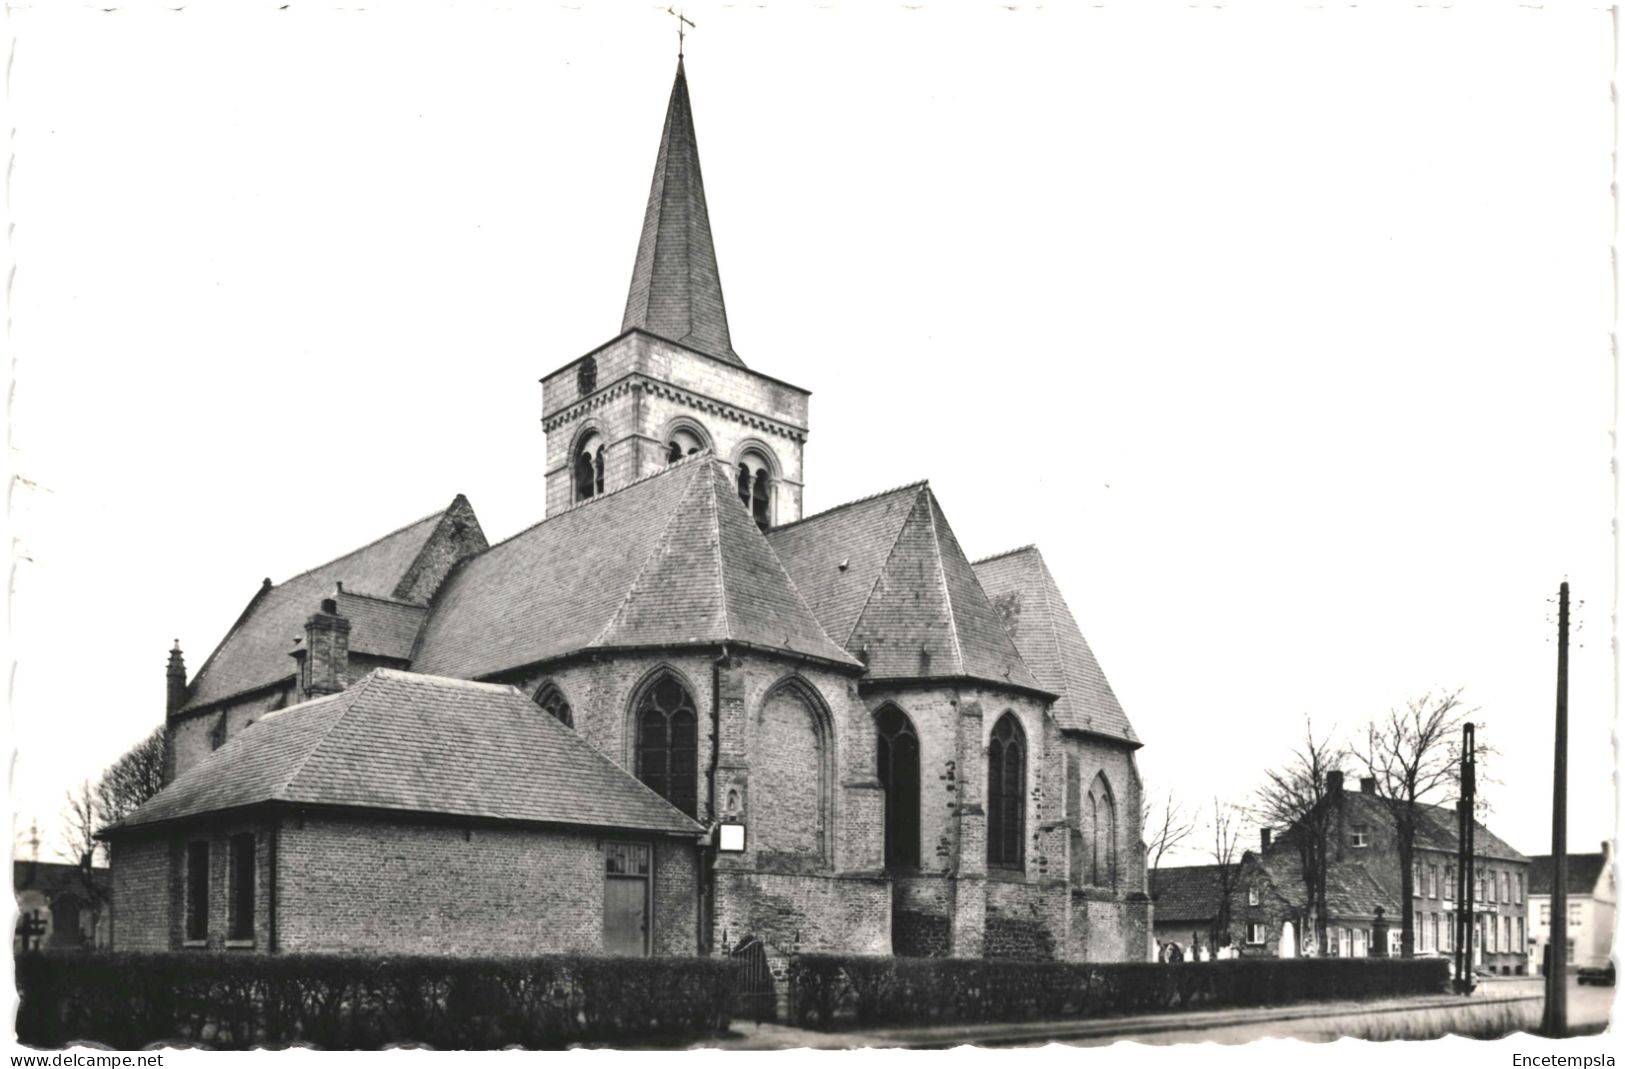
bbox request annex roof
[1150,864,1240,924]
[1527,852,1611,897]
[412,456,858,679]
[767,483,1044,692]
[972,545,1140,744]
[113,670,703,838]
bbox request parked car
[1576,961,1615,986]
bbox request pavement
[696,976,1615,1050]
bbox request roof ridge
[368,667,519,695]
[922,493,966,676]
[972,543,1038,566]
[707,466,732,641]
[591,460,713,646]
[478,450,717,554]
[842,484,930,649]
[770,479,930,534]
[265,680,369,801]
[336,589,430,610]
[274,501,452,587]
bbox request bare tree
[1206,798,1245,954]
[1253,718,1347,955]
[96,724,168,827]
[1142,787,1197,884]
[1356,689,1477,958]
[59,780,100,868]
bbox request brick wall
[109,835,171,951]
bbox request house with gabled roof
[1528,842,1616,973]
[112,58,1149,967]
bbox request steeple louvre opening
[621,59,741,365]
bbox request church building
[105,59,1151,965]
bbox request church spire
[621,59,742,365]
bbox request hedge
[16,953,734,1050]
[786,955,1451,1029]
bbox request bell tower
[541,60,808,528]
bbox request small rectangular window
[1247,923,1266,945]
[185,841,210,942]
[1247,886,1260,906]
[1568,902,1582,927]
[1540,902,1551,926]
[227,833,255,941]
[1350,826,1369,848]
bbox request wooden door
[603,843,651,955]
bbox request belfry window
[574,431,606,503]
[875,705,921,869]
[665,427,705,464]
[735,449,775,530]
[987,713,1026,870]
[635,674,698,817]
[534,681,573,728]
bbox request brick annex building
[106,60,1151,965]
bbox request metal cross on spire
[665,6,695,59]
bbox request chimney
[1360,776,1377,794]
[290,595,350,701]
[165,640,187,716]
[1261,828,1273,851]
[1327,770,1344,795]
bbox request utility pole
[1454,723,1476,994]
[1541,581,1570,1036]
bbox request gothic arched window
[875,704,921,869]
[987,713,1026,870]
[1088,773,1117,888]
[635,673,698,817]
[736,448,775,530]
[533,681,573,728]
[574,431,606,503]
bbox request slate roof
[1527,853,1612,897]
[413,457,858,679]
[1336,792,1528,863]
[14,861,110,901]
[181,501,465,712]
[972,546,1139,744]
[1150,864,1239,923]
[111,670,703,837]
[767,484,1044,692]
[1253,849,1399,921]
[336,591,427,661]
[620,59,739,365]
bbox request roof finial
[665,6,694,60]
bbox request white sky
[7,3,1616,869]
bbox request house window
[1514,873,1523,904]
[227,833,255,942]
[1566,939,1575,963]
[635,674,698,818]
[1490,915,1500,952]
[875,705,920,870]
[1500,872,1509,903]
[1539,902,1551,926]
[1444,865,1455,902]
[574,432,606,502]
[1350,826,1369,848]
[185,841,210,943]
[1568,902,1582,927]
[1444,911,1454,952]
[986,713,1026,870]
[1247,886,1260,907]
[1475,872,1484,902]
[1247,923,1266,946]
[533,681,573,728]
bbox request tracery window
[875,705,920,869]
[986,713,1026,870]
[574,431,606,502]
[534,681,573,728]
[635,673,698,817]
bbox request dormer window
[574,431,606,503]
[736,448,775,530]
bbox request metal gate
[730,936,777,1023]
